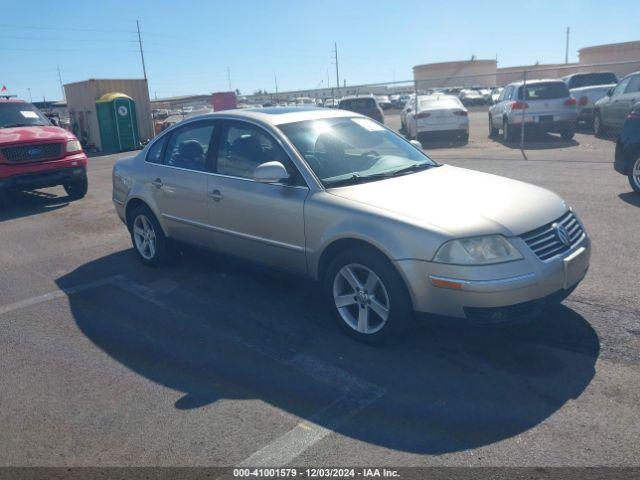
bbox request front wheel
[593,111,606,137]
[629,157,640,194]
[503,119,514,143]
[324,248,413,345]
[128,205,168,267]
[488,115,498,137]
[63,177,88,200]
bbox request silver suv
[113,107,590,344]
[488,79,578,142]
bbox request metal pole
[520,70,527,156]
[227,67,232,91]
[565,27,570,64]
[27,88,32,103]
[136,20,147,80]
[57,64,65,100]
[334,42,340,97]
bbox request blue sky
[1,0,637,101]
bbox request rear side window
[165,122,216,172]
[625,75,640,94]
[518,82,569,100]
[568,73,618,89]
[146,136,167,164]
[339,98,375,110]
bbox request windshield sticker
[351,117,385,131]
[20,111,39,119]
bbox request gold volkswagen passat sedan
[113,107,590,343]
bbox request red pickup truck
[0,97,88,204]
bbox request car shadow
[0,189,70,222]
[57,249,599,454]
[619,191,640,207]
[490,131,579,150]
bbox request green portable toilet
[96,92,139,153]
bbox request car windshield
[517,82,569,100]
[278,116,438,187]
[0,102,50,128]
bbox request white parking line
[0,275,124,317]
[1,273,385,466]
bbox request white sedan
[405,95,469,144]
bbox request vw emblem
[553,223,571,247]
[28,147,42,156]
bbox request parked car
[489,87,503,105]
[593,71,640,137]
[323,98,340,108]
[488,79,577,142]
[404,95,469,144]
[389,94,401,108]
[338,96,384,123]
[112,108,590,343]
[0,96,88,204]
[570,84,616,127]
[375,95,392,110]
[459,89,485,106]
[399,94,415,132]
[614,102,640,193]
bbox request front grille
[1,142,63,163]
[520,210,585,261]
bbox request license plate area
[564,246,588,289]
[538,115,554,123]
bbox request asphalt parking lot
[1,110,639,467]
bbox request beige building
[64,78,154,151]
[579,41,640,78]
[413,60,497,89]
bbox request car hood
[0,125,74,146]
[327,165,567,237]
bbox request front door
[206,120,308,274]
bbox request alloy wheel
[633,158,640,191]
[133,214,157,260]
[332,263,390,335]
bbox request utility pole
[136,20,147,80]
[227,67,232,91]
[57,64,65,100]
[565,27,570,64]
[274,74,278,102]
[333,42,340,95]
[27,88,32,103]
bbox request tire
[503,119,513,143]
[488,115,498,137]
[593,111,606,137]
[560,128,575,141]
[63,177,88,200]
[127,204,168,267]
[629,157,640,194]
[324,247,413,345]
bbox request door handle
[209,189,223,202]
[151,178,163,189]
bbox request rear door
[612,74,640,129]
[148,120,217,248]
[603,76,631,128]
[206,120,308,274]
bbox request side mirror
[607,88,613,97]
[409,140,422,150]
[253,161,290,184]
[406,108,412,113]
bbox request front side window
[165,122,215,172]
[279,116,438,188]
[624,75,640,94]
[613,77,631,96]
[215,121,302,184]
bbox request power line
[0,34,137,43]
[0,23,135,33]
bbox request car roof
[506,78,567,87]
[179,106,361,126]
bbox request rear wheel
[128,204,168,267]
[324,247,413,345]
[488,115,498,137]
[63,177,88,200]
[629,157,640,194]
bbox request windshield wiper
[324,173,368,188]
[365,162,437,179]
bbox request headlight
[433,235,523,265]
[66,139,82,154]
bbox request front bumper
[0,165,86,189]
[395,233,590,321]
